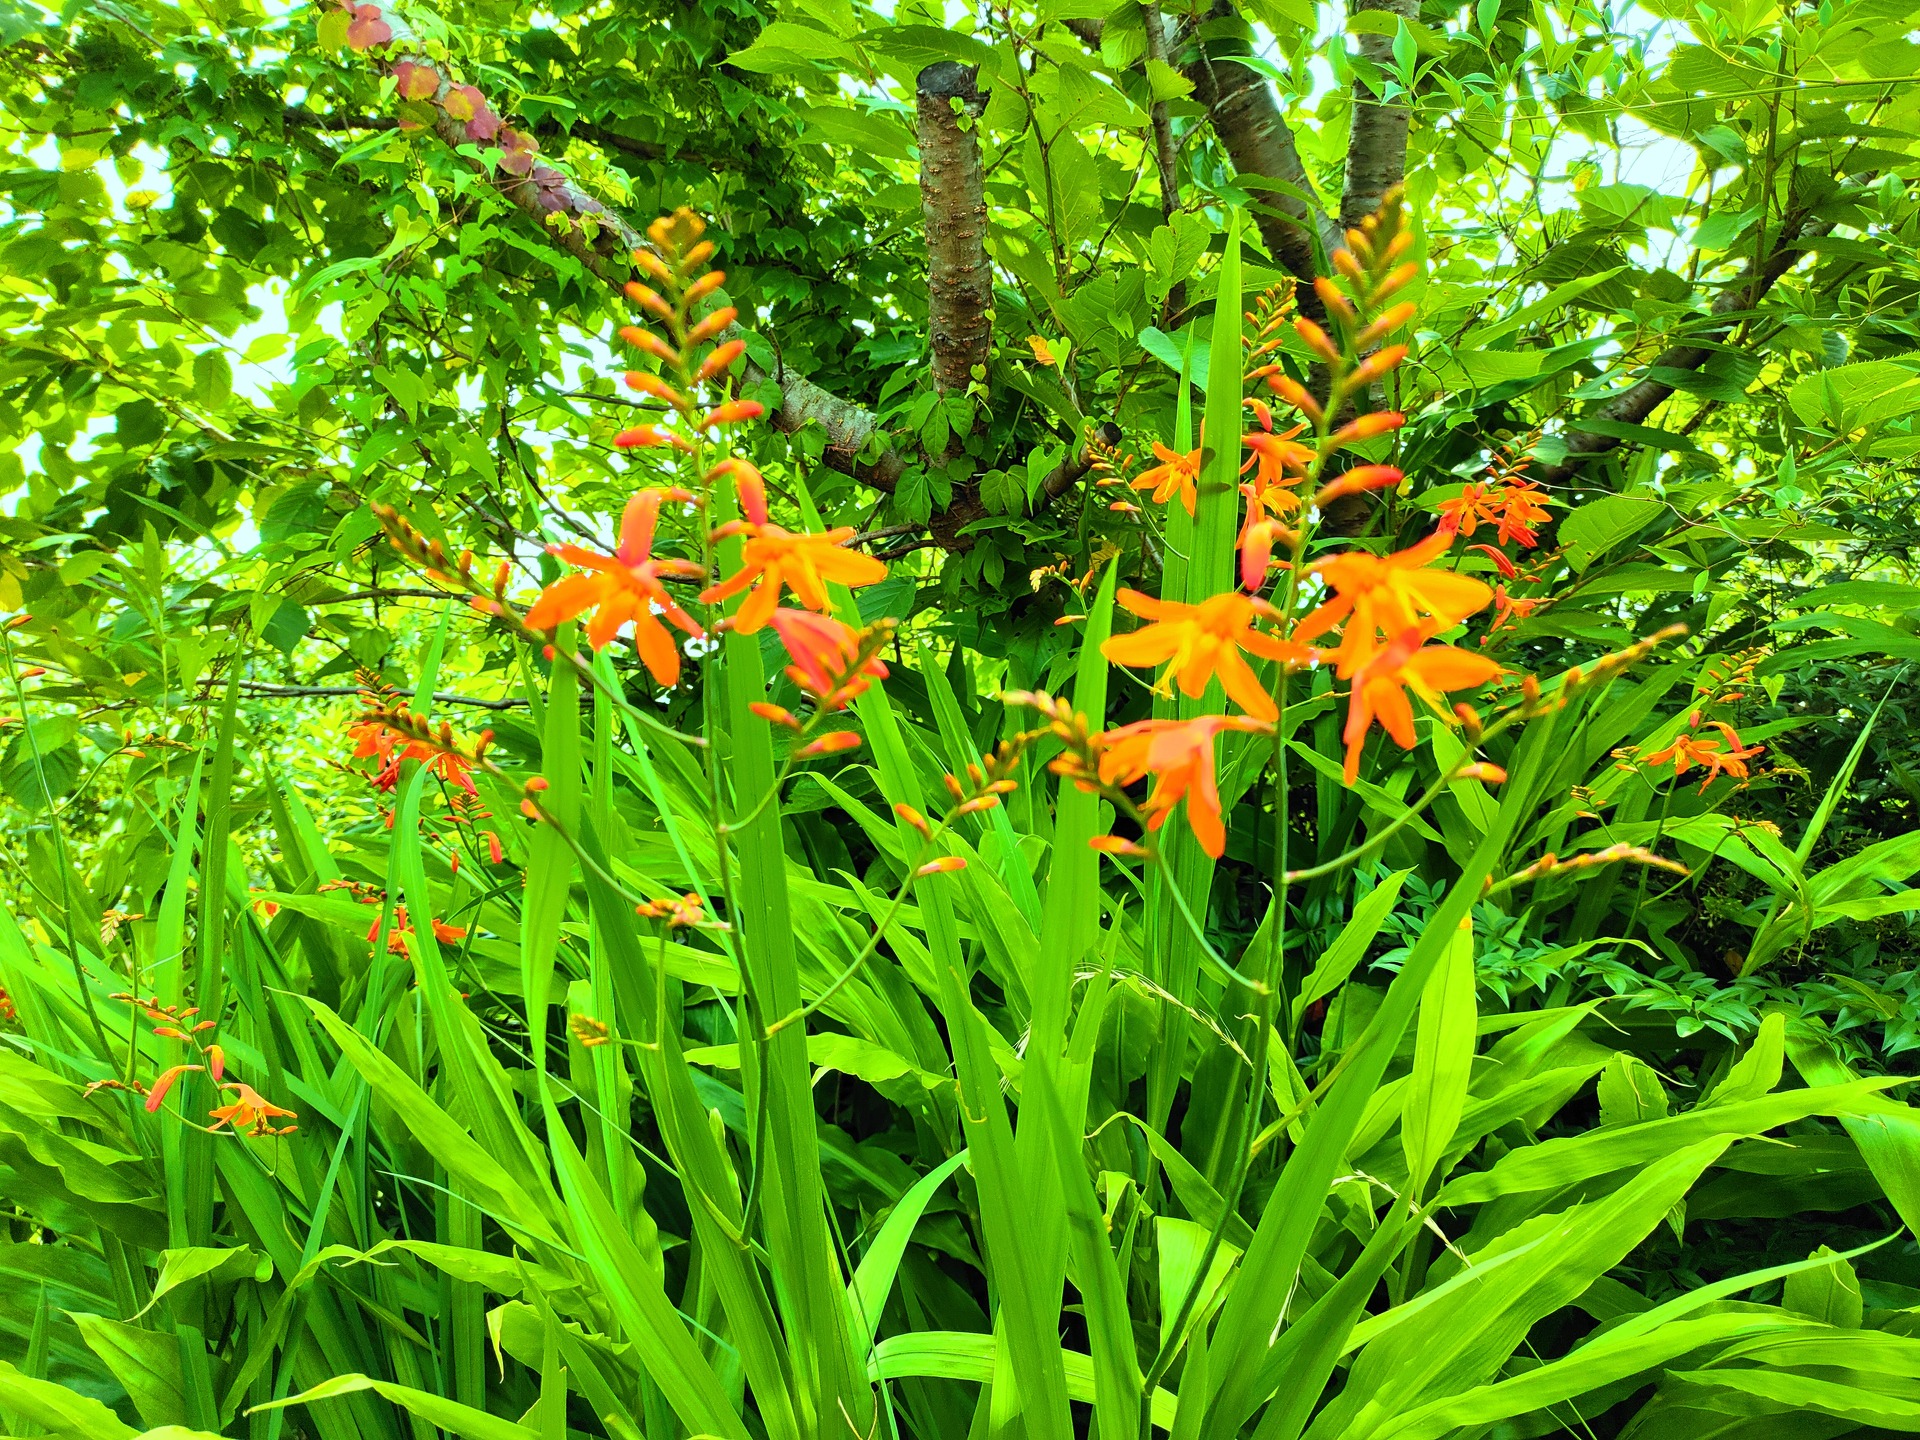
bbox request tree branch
[1537,209,1836,484]
[1341,0,1417,231]
[917,63,993,399]
[317,0,900,488]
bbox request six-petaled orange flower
[1438,482,1498,536]
[525,488,706,686]
[208,1082,298,1138]
[1096,715,1269,859]
[1644,721,1763,792]
[1132,441,1203,515]
[1295,531,1493,676]
[346,712,479,796]
[1493,483,1550,548]
[767,608,888,709]
[1102,590,1309,721]
[701,466,887,632]
[1342,628,1504,783]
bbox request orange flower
[1102,589,1307,721]
[1238,430,1313,582]
[525,488,706,686]
[767,608,888,709]
[1493,483,1550,549]
[701,470,887,633]
[1644,721,1763,792]
[1242,428,1313,499]
[346,711,478,796]
[1438,482,1499,536]
[1484,582,1541,641]
[1295,531,1493,676]
[1096,715,1269,859]
[208,1082,298,1138]
[1132,441,1203,515]
[1342,628,1504,783]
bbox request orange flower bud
[1240,520,1277,593]
[894,803,932,837]
[1374,261,1419,300]
[624,282,674,322]
[1089,835,1149,857]
[1294,317,1341,365]
[678,241,717,274]
[1313,277,1356,325]
[624,371,688,407]
[619,327,680,366]
[749,702,800,729]
[1456,763,1507,784]
[696,340,746,382]
[1357,303,1418,348]
[1266,372,1325,424]
[1244,397,1273,431]
[145,1063,203,1113]
[915,856,966,876]
[1312,465,1402,508]
[19,666,44,678]
[1330,411,1405,445]
[1350,345,1409,385]
[687,306,739,346]
[956,795,1000,815]
[613,425,673,449]
[633,249,674,284]
[699,400,764,429]
[1332,249,1366,287]
[525,776,550,792]
[799,731,863,757]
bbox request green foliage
[4,0,1920,1437]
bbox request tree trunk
[917,62,993,398]
[1341,0,1417,232]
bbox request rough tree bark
[1341,0,1418,231]
[1181,4,1343,307]
[916,62,993,397]
[1537,209,1837,485]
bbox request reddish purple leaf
[393,61,441,101]
[346,4,391,49]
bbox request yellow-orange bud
[1294,317,1341,365]
[624,371,688,407]
[1350,345,1409,385]
[1330,411,1405,445]
[697,340,746,382]
[1312,465,1402,508]
[619,327,680,366]
[915,856,966,876]
[799,731,863,757]
[1357,303,1418,348]
[1313,277,1356,326]
[624,282,673,322]
[699,399,764,429]
[1266,372,1325,424]
[687,306,739,346]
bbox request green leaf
[1787,356,1920,429]
[1401,915,1476,1195]
[254,1375,537,1440]
[1782,1245,1863,1328]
